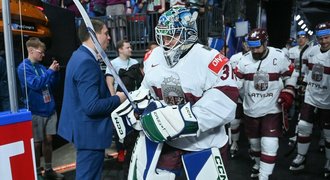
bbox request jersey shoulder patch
[202,45,212,51]
[208,53,229,74]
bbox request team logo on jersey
[311,63,324,82]
[254,70,269,91]
[208,53,228,74]
[161,76,185,105]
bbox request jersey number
[220,64,235,80]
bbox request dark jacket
[58,45,120,149]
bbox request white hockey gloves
[111,89,151,139]
[140,101,199,143]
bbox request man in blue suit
[58,19,126,179]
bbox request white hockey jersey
[236,47,296,118]
[303,45,330,109]
[230,52,244,70]
[142,44,238,151]
[289,44,311,86]
[230,52,245,102]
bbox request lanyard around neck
[32,64,45,76]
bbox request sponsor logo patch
[208,53,228,74]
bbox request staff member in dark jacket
[58,19,126,179]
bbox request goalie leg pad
[182,148,228,180]
[128,132,176,180]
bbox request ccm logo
[114,117,124,135]
[215,156,227,180]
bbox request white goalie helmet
[155,6,198,67]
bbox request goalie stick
[73,0,137,110]
[282,104,289,132]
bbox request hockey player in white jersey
[289,22,330,178]
[112,6,239,179]
[229,37,250,158]
[282,37,297,57]
[287,30,312,145]
[236,28,296,180]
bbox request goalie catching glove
[140,101,199,143]
[111,89,151,139]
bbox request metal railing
[76,6,223,58]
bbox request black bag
[117,63,143,92]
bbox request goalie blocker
[111,89,151,140]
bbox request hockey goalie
[111,6,239,180]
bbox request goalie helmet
[155,6,198,67]
[315,21,330,37]
[247,28,269,48]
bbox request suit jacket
[58,45,120,149]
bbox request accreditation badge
[42,87,51,103]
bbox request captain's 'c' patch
[208,53,228,74]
